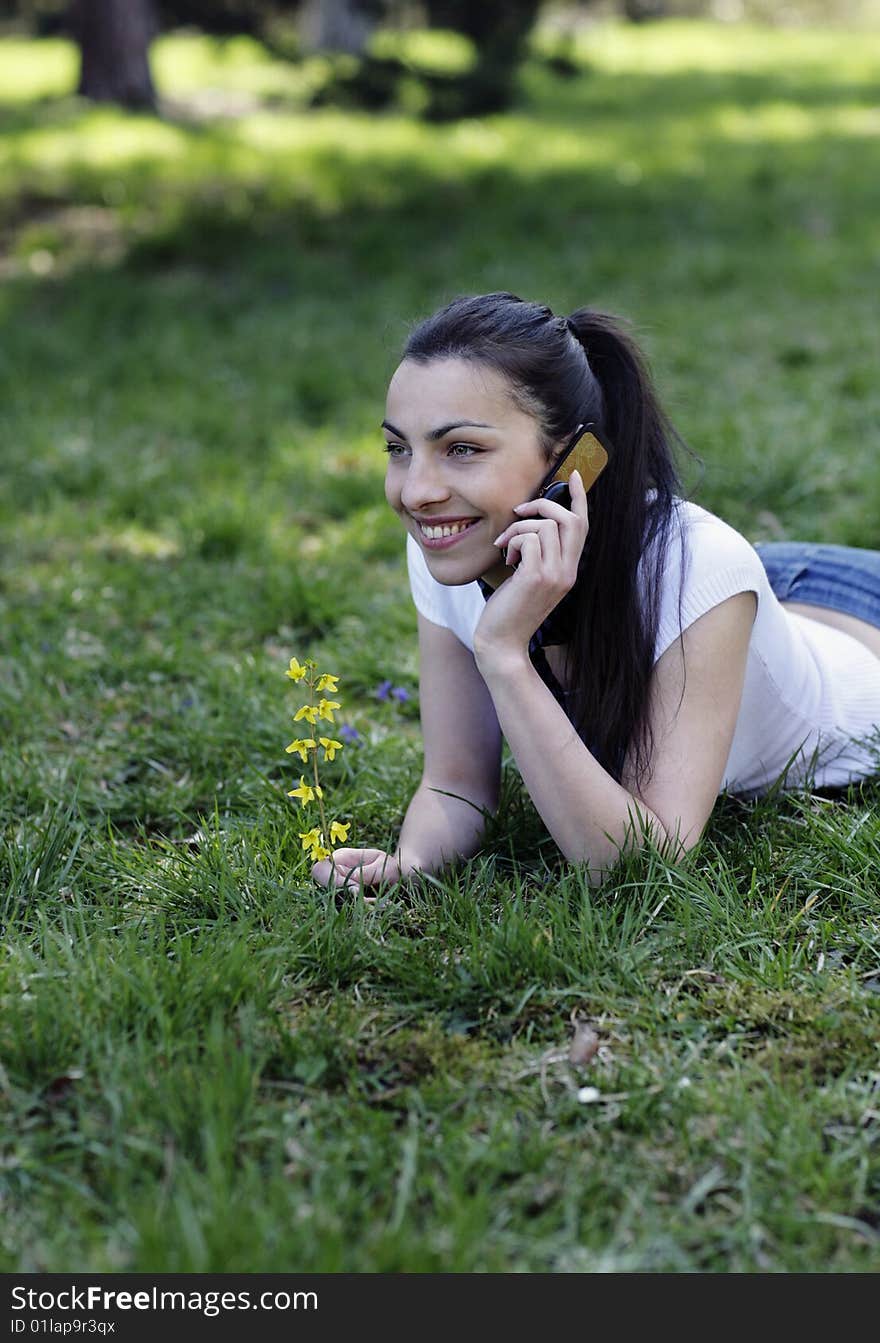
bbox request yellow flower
[287,776,323,807]
[299,827,322,853]
[286,738,316,761]
[285,661,351,858]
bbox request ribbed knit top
[405,498,880,798]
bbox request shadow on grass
[1,55,878,135]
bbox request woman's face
[383,357,550,589]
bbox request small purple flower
[391,686,410,703]
[376,679,393,701]
[339,723,361,745]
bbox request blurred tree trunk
[298,0,376,56]
[423,0,542,115]
[71,0,158,109]
[621,0,668,19]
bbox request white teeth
[420,520,476,539]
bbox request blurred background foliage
[1,2,880,116]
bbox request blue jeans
[753,542,880,630]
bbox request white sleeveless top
[405,498,880,798]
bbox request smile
[417,518,480,549]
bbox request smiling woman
[310,291,880,893]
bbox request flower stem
[312,744,328,838]
[309,673,329,839]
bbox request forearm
[394,778,494,877]
[475,650,671,882]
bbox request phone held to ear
[537,421,609,511]
[491,422,610,585]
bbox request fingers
[504,528,562,573]
[311,860,367,891]
[496,475,588,573]
[331,850,379,886]
[495,519,566,564]
[311,849,398,893]
[511,468,589,523]
[497,503,587,549]
[569,468,588,515]
[334,861,396,894]
[499,516,574,568]
[311,849,368,888]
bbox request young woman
[311,292,880,892]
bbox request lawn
[1,18,879,1272]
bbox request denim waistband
[753,541,880,630]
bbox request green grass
[1,19,880,1272]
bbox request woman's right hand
[310,848,404,893]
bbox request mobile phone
[537,421,609,510]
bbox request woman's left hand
[473,468,589,669]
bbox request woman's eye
[382,442,481,458]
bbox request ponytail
[563,308,694,783]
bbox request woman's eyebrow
[381,419,496,442]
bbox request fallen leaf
[569,1021,600,1066]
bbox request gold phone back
[554,432,608,492]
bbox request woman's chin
[424,547,501,588]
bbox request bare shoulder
[621,591,758,854]
[417,611,502,810]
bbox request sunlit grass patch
[0,36,77,102]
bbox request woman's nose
[399,457,451,511]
